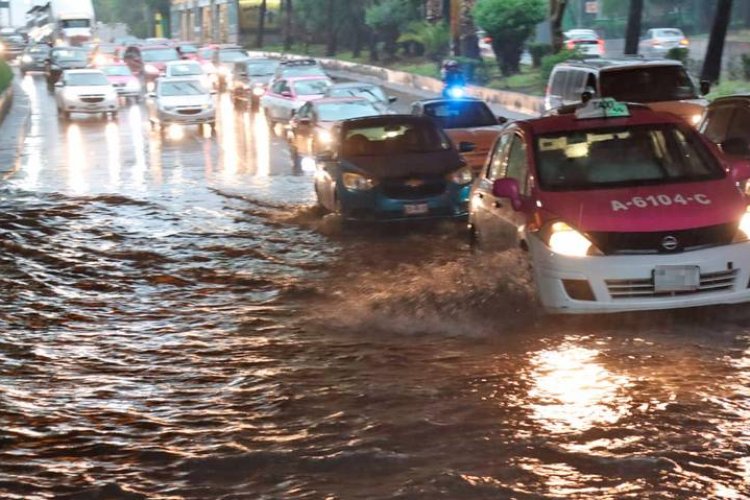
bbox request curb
[248,50,543,117]
[0,77,31,181]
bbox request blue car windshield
[342,122,451,156]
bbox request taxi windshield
[101,65,132,76]
[142,48,179,62]
[219,50,246,62]
[169,63,201,76]
[342,122,451,156]
[599,66,698,103]
[423,101,497,129]
[535,124,724,191]
[293,79,330,96]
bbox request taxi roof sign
[575,98,631,120]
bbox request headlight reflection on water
[527,342,631,435]
[65,124,88,194]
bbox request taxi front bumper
[529,236,750,314]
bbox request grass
[0,60,12,93]
[485,64,545,96]
[707,79,750,99]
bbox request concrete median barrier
[248,51,543,117]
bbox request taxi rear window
[535,124,724,191]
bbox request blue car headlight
[447,166,473,185]
[342,172,376,191]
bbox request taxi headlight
[547,222,596,257]
[737,208,750,240]
[448,166,473,185]
[691,113,702,126]
[145,64,159,74]
[317,129,333,144]
[126,79,141,90]
[252,85,265,96]
[161,105,176,112]
[21,54,32,63]
[342,172,376,191]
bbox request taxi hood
[539,179,746,233]
[446,126,503,147]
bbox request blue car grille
[381,179,446,200]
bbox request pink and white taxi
[469,99,750,314]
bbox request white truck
[31,0,96,46]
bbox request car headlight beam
[317,129,333,145]
[738,208,750,240]
[547,222,594,257]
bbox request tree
[365,0,421,59]
[624,0,644,55]
[473,0,546,76]
[256,0,268,48]
[398,21,450,61]
[283,0,294,51]
[550,0,567,53]
[701,0,733,83]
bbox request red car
[99,63,142,101]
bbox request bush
[398,21,450,62]
[455,55,488,84]
[742,54,750,81]
[528,43,553,68]
[666,47,689,64]
[0,60,12,93]
[541,48,579,82]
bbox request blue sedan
[313,115,475,221]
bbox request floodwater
[2,76,750,499]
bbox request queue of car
[14,34,750,316]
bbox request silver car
[55,69,119,121]
[147,77,216,134]
[639,28,689,58]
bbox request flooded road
[2,76,750,499]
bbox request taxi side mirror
[54,81,64,88]
[492,178,522,211]
[497,116,508,125]
[281,90,293,98]
[729,159,750,183]
[388,96,397,104]
[700,80,711,96]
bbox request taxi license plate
[653,265,700,292]
[404,203,429,216]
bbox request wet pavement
[2,75,750,499]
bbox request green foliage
[398,22,450,62]
[743,54,750,81]
[365,0,421,57]
[666,47,689,64]
[541,48,579,82]
[473,0,546,76]
[528,43,553,68]
[0,60,12,93]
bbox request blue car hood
[340,151,462,179]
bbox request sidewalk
[0,78,31,180]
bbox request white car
[564,29,604,56]
[164,60,211,89]
[639,28,690,58]
[260,76,333,126]
[147,77,216,134]
[55,69,119,121]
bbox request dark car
[273,58,327,81]
[211,45,247,91]
[288,97,383,169]
[230,58,279,110]
[325,82,397,114]
[123,45,180,87]
[699,95,750,161]
[20,44,51,75]
[313,115,476,221]
[0,34,26,61]
[45,46,90,90]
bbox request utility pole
[701,0,733,83]
[624,0,644,55]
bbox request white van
[545,58,709,125]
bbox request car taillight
[598,39,605,54]
[567,40,575,50]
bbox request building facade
[170,0,239,44]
